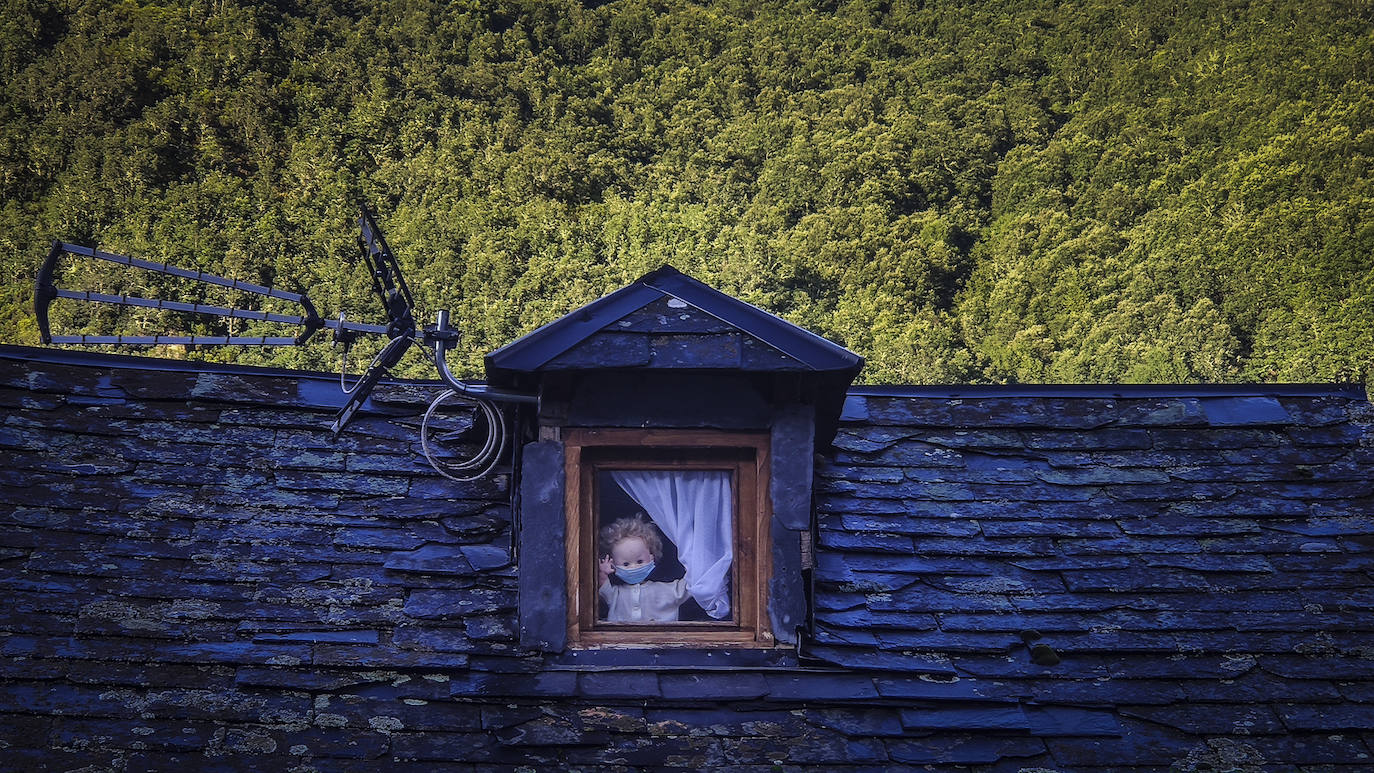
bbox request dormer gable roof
[484,265,863,385]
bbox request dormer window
[565,429,772,646]
[495,267,863,652]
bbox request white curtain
[610,470,733,619]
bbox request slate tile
[812,624,881,646]
[383,545,474,575]
[649,333,742,368]
[1024,430,1152,450]
[935,612,1095,634]
[1221,445,1352,465]
[1277,703,1374,731]
[1111,398,1208,427]
[272,470,410,496]
[450,670,578,698]
[1150,427,1287,448]
[1139,553,1275,573]
[1199,396,1292,426]
[887,429,1025,449]
[1260,655,1374,679]
[869,441,966,467]
[1278,395,1357,425]
[1117,515,1262,536]
[393,624,474,652]
[1043,722,1191,766]
[273,428,410,455]
[546,332,652,369]
[805,644,956,674]
[25,550,184,580]
[820,513,977,536]
[333,527,433,550]
[404,588,515,620]
[1195,534,1341,553]
[408,473,509,500]
[1020,677,1188,705]
[815,495,921,516]
[345,451,436,474]
[389,730,503,762]
[1058,536,1201,555]
[817,530,916,553]
[1103,481,1241,501]
[1024,705,1122,737]
[981,519,1122,538]
[908,537,1058,557]
[1287,424,1366,446]
[498,714,606,746]
[1171,495,1315,518]
[1120,702,1285,734]
[1245,732,1374,765]
[200,486,340,510]
[872,675,997,701]
[807,707,905,736]
[458,544,510,571]
[252,629,379,644]
[216,406,339,429]
[1035,467,1170,485]
[738,733,891,765]
[815,464,907,482]
[1336,681,1374,702]
[578,671,661,698]
[2,749,122,771]
[1006,590,1141,612]
[280,727,390,759]
[871,585,1024,612]
[1181,674,1344,703]
[660,673,769,700]
[53,717,218,753]
[885,734,1046,765]
[463,615,514,641]
[872,397,1121,430]
[1060,568,1210,593]
[1167,463,1347,483]
[643,707,803,736]
[830,426,904,453]
[1265,516,1374,537]
[318,691,484,735]
[312,644,468,669]
[234,667,388,691]
[612,297,736,333]
[761,673,880,701]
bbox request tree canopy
[2,0,1370,385]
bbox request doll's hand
[598,554,614,582]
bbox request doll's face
[610,537,653,570]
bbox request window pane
[595,469,733,624]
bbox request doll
[597,513,691,623]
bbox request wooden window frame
[563,428,774,648]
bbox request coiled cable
[419,387,507,483]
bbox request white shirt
[599,578,690,622]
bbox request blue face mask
[615,561,655,585]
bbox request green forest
[2,0,1370,385]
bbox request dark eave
[851,382,1369,400]
[5,344,1363,402]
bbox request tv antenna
[33,203,536,481]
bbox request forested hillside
[2,0,1370,384]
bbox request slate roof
[815,387,1374,767]
[1,345,1372,770]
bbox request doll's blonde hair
[599,513,663,560]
